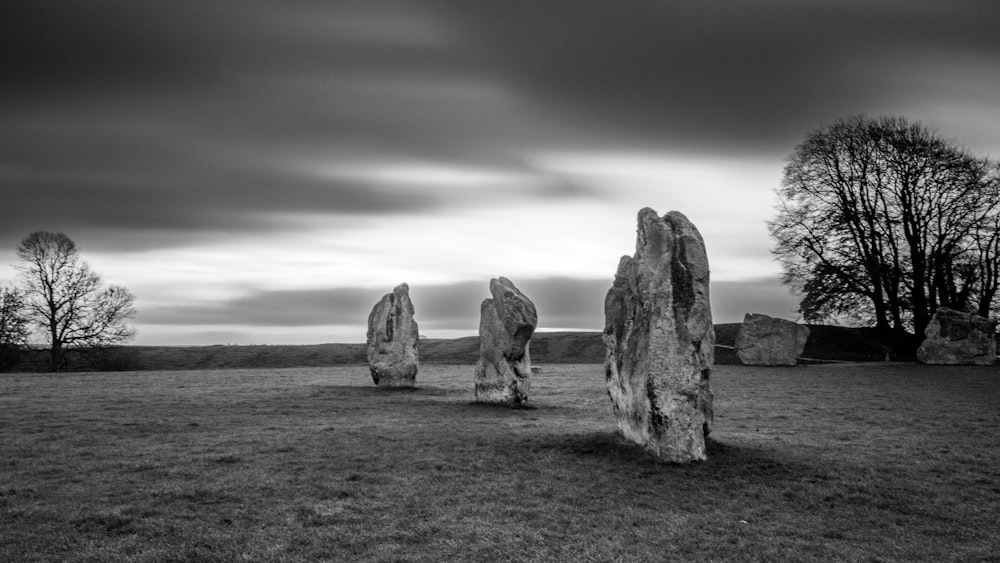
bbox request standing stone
[366,283,419,387]
[735,313,810,366]
[917,307,997,365]
[604,208,714,463]
[474,277,537,405]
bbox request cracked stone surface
[474,277,537,405]
[917,307,996,365]
[603,208,714,463]
[366,283,419,386]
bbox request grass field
[2,363,998,562]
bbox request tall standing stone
[366,283,419,387]
[604,208,714,463]
[735,313,810,366]
[474,277,537,405]
[917,307,997,365]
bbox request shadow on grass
[309,385,454,398]
[463,401,538,411]
[544,430,821,480]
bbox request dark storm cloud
[433,0,1000,153]
[0,1,213,100]
[0,145,445,249]
[0,1,457,102]
[4,0,999,255]
[6,0,999,150]
[0,0,606,251]
[0,1,485,250]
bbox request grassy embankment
[11,323,890,372]
[2,362,998,561]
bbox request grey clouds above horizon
[139,276,797,339]
[1,1,998,343]
[3,1,999,246]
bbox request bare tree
[15,232,137,371]
[967,165,1000,317]
[770,115,1000,351]
[0,286,30,371]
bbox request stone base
[473,358,530,405]
[371,365,417,387]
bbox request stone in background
[474,277,537,405]
[366,283,419,386]
[917,307,996,365]
[735,313,809,366]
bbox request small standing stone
[735,313,810,366]
[604,208,714,463]
[917,307,996,365]
[474,277,537,405]
[366,283,419,387]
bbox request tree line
[770,114,1000,353]
[0,232,137,371]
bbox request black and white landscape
[2,2,999,561]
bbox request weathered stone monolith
[604,208,714,463]
[916,307,996,365]
[366,283,419,387]
[735,313,809,366]
[474,277,537,405]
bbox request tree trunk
[979,288,998,318]
[50,332,62,372]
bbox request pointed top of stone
[490,276,512,294]
[488,277,537,360]
[489,278,537,325]
[614,255,631,275]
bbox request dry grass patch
[2,363,998,561]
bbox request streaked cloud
[133,276,798,344]
[1,1,997,344]
[435,0,1000,153]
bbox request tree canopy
[0,286,30,370]
[14,231,137,371]
[769,115,1000,350]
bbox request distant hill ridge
[8,324,892,373]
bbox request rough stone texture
[917,307,997,366]
[474,277,537,405]
[366,283,419,386]
[603,208,714,463]
[735,313,810,366]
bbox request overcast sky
[2,1,999,345]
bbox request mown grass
[1,363,998,562]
